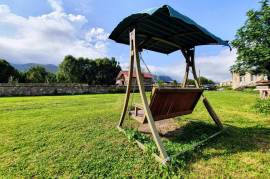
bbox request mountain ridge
[12,63,58,73]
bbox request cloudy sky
[0,0,260,82]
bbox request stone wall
[0,83,128,97]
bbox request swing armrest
[134,103,144,116]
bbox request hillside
[12,63,58,73]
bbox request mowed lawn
[0,91,269,177]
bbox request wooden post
[182,62,189,87]
[118,31,135,127]
[132,29,169,163]
[189,49,200,88]
[181,50,189,87]
[202,97,223,128]
[181,48,223,129]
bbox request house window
[240,76,245,82]
[251,75,256,81]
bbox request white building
[232,72,268,89]
[219,81,232,87]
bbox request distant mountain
[12,63,58,73]
[153,75,175,83]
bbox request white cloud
[0,1,109,64]
[47,0,63,12]
[120,49,236,82]
[196,49,236,82]
[85,27,109,42]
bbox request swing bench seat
[130,87,204,123]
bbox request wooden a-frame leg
[132,29,169,163]
[202,97,223,129]
[181,50,190,88]
[117,33,135,128]
[189,50,200,88]
[191,55,223,129]
[190,50,223,129]
[182,48,223,129]
[182,61,189,88]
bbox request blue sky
[0,0,260,81]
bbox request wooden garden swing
[109,5,230,164]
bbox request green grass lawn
[0,91,269,177]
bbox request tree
[57,55,81,83]
[186,79,195,85]
[45,73,57,83]
[0,59,19,83]
[25,66,49,83]
[57,55,97,84]
[199,76,215,85]
[171,80,178,86]
[156,79,164,87]
[95,57,121,85]
[78,57,97,84]
[231,0,270,78]
[57,55,121,85]
[186,76,214,85]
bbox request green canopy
[109,5,230,54]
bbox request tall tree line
[0,56,121,85]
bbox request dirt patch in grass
[138,118,183,137]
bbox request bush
[108,87,126,93]
[234,86,259,94]
[216,86,232,91]
[242,87,258,94]
[223,86,232,90]
[252,99,270,114]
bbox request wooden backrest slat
[145,87,203,122]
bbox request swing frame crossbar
[117,29,224,165]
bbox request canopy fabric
[109,5,230,54]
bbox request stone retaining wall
[0,83,129,97]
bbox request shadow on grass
[163,120,270,170]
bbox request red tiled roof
[117,71,153,79]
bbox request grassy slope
[0,91,269,177]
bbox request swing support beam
[118,29,169,163]
[117,28,223,164]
